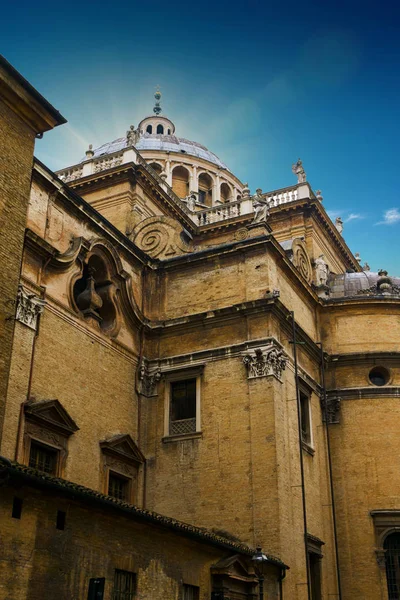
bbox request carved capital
[243,346,288,381]
[15,286,45,331]
[321,396,341,424]
[139,362,161,397]
[375,547,387,569]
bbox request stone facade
[0,59,399,600]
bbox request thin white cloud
[376,208,400,226]
[345,213,364,223]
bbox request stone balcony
[56,147,312,228]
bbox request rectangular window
[183,584,200,600]
[12,497,23,519]
[56,510,66,530]
[300,390,312,447]
[198,190,206,204]
[29,440,58,475]
[87,578,105,600]
[170,378,197,436]
[108,472,130,501]
[112,570,136,600]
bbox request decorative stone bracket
[321,396,341,424]
[138,362,161,397]
[375,547,387,569]
[243,346,288,381]
[15,285,45,331]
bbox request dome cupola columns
[138,89,175,136]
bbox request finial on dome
[153,86,162,115]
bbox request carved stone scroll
[15,286,45,331]
[243,346,288,381]
[130,216,192,259]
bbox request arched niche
[149,162,163,174]
[72,249,121,337]
[172,165,190,198]
[220,182,232,203]
[198,172,214,207]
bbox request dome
[81,133,230,171]
[328,271,400,298]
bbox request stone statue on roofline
[292,158,306,183]
[314,254,329,286]
[126,125,140,146]
[252,188,270,223]
[335,217,343,235]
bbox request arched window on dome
[220,182,232,203]
[172,166,190,198]
[167,129,171,135]
[146,125,152,134]
[157,124,164,134]
[198,173,213,207]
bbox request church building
[1,55,399,600]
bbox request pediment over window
[24,399,79,436]
[211,554,257,583]
[100,434,145,464]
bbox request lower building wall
[0,480,280,600]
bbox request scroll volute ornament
[291,238,313,284]
[130,216,192,259]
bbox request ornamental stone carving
[375,547,387,569]
[139,362,161,397]
[243,346,288,381]
[15,286,45,331]
[357,270,400,297]
[321,396,341,424]
[289,238,313,284]
[130,216,193,259]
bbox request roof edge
[0,457,287,569]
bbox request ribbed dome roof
[82,133,230,171]
[329,271,400,298]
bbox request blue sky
[3,0,400,274]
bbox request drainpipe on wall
[289,311,311,600]
[317,341,342,600]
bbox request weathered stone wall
[0,483,262,600]
[321,303,400,600]
[0,98,35,442]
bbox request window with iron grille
[300,390,312,447]
[169,378,197,436]
[385,533,400,599]
[29,441,58,475]
[108,472,129,501]
[183,583,199,600]
[112,570,136,600]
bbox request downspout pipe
[289,311,311,600]
[317,341,342,599]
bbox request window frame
[163,368,203,440]
[183,583,200,600]
[299,384,314,453]
[27,437,61,476]
[112,569,136,600]
[107,469,132,502]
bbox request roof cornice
[0,55,66,133]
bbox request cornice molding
[326,387,400,400]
